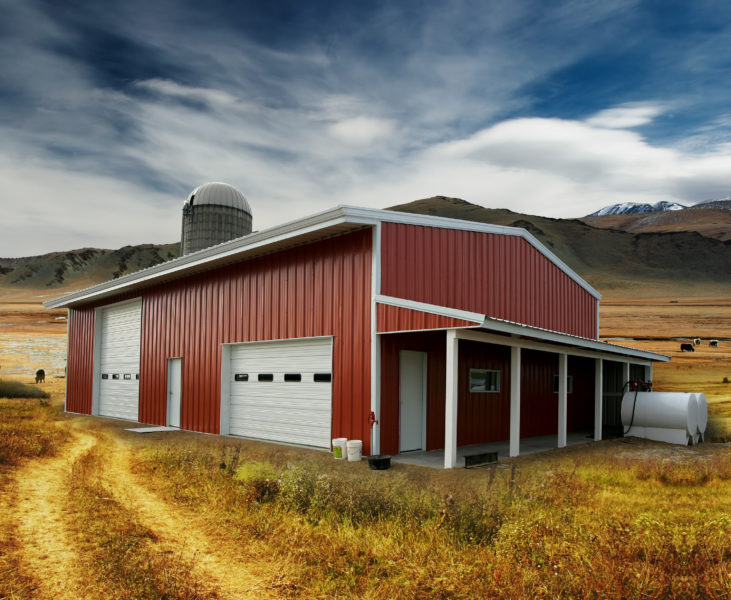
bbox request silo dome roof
[185,182,251,213]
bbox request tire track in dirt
[97,431,283,600]
[11,426,98,600]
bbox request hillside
[388,197,731,297]
[1,197,729,301]
[0,244,179,300]
[580,204,731,241]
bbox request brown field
[1,295,730,599]
[600,297,731,438]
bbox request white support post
[510,345,521,457]
[594,358,603,441]
[557,353,567,448]
[370,224,381,456]
[645,363,652,385]
[444,329,459,469]
[622,362,630,388]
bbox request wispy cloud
[1,0,730,255]
[586,103,667,129]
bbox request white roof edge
[44,205,358,308]
[376,294,668,362]
[44,203,599,309]
[479,315,670,362]
[375,294,485,323]
[342,205,601,300]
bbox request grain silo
[181,182,252,255]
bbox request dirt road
[2,421,281,600]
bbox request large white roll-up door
[98,299,142,421]
[227,337,333,448]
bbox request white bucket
[346,440,363,462]
[332,438,348,460]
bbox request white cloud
[327,116,396,145]
[135,79,239,106]
[586,103,666,129]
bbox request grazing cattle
[680,343,694,352]
[710,340,719,348]
[693,338,701,346]
[35,369,45,383]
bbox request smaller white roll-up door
[98,299,142,421]
[227,337,332,448]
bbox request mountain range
[1,197,729,300]
[581,198,731,242]
[588,201,687,216]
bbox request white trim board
[45,205,600,309]
[376,295,485,323]
[376,295,668,362]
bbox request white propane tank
[694,393,708,441]
[621,392,699,445]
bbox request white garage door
[228,337,332,448]
[98,299,141,420]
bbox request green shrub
[0,378,49,400]
[234,460,280,502]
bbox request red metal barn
[47,206,669,468]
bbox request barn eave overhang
[375,295,669,363]
[44,204,600,309]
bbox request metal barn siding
[66,307,95,414]
[377,303,478,333]
[380,331,446,455]
[457,340,512,445]
[519,350,595,438]
[380,223,597,338]
[381,335,516,453]
[137,229,373,449]
[567,356,595,433]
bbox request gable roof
[44,205,601,309]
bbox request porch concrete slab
[391,431,594,468]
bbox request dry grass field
[0,295,729,599]
[600,297,731,439]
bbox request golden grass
[0,398,69,599]
[64,446,218,600]
[135,437,731,599]
[599,297,731,440]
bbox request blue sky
[1,0,730,256]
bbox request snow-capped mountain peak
[589,201,687,216]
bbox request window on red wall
[553,374,574,394]
[469,368,500,393]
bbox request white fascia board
[375,294,485,323]
[44,203,599,309]
[44,206,361,309]
[477,315,670,362]
[342,205,601,300]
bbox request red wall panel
[380,336,595,454]
[377,304,479,333]
[520,351,596,438]
[380,331,446,455]
[65,307,95,414]
[65,230,373,452]
[380,223,597,338]
[520,350,558,438]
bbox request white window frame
[553,374,574,394]
[469,368,500,393]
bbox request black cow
[710,340,719,348]
[680,343,694,352]
[35,369,45,383]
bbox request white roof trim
[346,206,601,299]
[477,315,669,362]
[375,294,485,323]
[45,204,600,309]
[378,295,669,362]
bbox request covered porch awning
[375,295,670,468]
